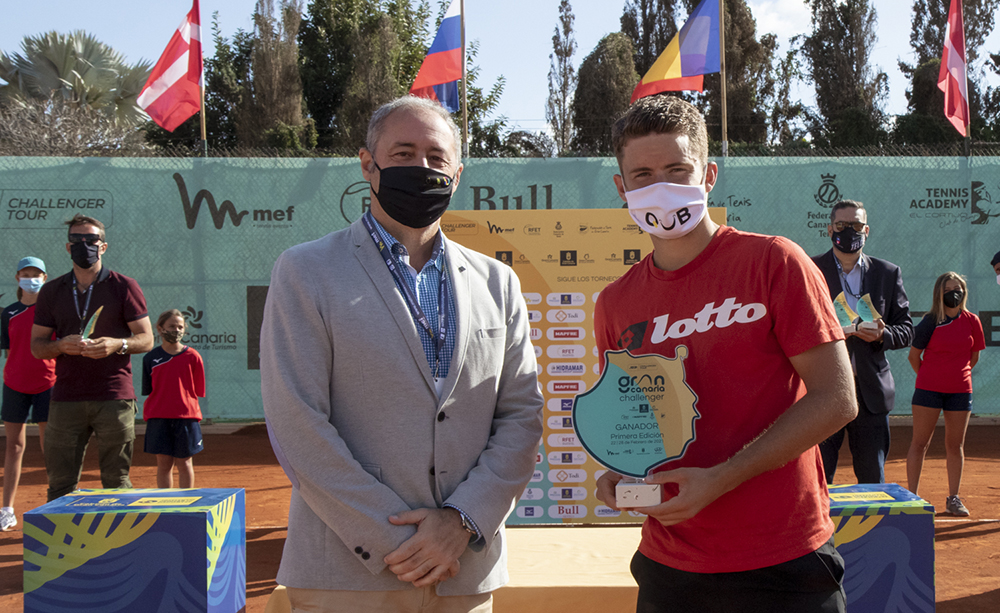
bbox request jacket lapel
[438,239,470,408]
[350,221,436,393]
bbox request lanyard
[362,212,449,376]
[835,257,865,300]
[72,283,94,334]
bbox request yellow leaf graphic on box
[24,512,159,593]
[206,495,237,586]
[832,514,883,546]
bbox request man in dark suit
[812,200,913,484]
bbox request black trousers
[631,539,846,613]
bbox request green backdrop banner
[1,156,998,418]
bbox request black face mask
[943,290,964,309]
[70,242,101,268]
[372,161,455,228]
[832,228,865,254]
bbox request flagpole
[200,83,208,158]
[718,0,727,157]
[460,0,469,157]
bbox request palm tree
[0,30,152,127]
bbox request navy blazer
[812,250,913,415]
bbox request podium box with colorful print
[23,488,246,613]
[830,483,934,613]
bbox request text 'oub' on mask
[624,181,708,239]
[372,161,455,229]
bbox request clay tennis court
[1,420,998,611]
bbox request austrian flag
[938,0,969,136]
[138,0,203,132]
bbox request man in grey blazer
[260,96,544,612]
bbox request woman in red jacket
[906,272,985,516]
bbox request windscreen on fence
[1,155,998,418]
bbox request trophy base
[616,480,661,508]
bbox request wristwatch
[458,511,478,537]
[118,338,129,355]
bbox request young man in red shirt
[594,95,858,612]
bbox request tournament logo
[970,181,999,224]
[560,251,577,266]
[496,251,513,266]
[340,181,371,224]
[623,249,641,265]
[814,174,841,208]
[179,308,238,351]
[181,306,203,329]
[176,173,295,229]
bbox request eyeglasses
[833,221,866,232]
[68,233,103,246]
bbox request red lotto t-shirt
[593,226,844,574]
[913,310,985,393]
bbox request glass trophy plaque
[572,348,700,507]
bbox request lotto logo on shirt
[649,298,766,342]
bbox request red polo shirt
[33,267,148,401]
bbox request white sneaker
[0,508,16,531]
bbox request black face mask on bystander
[70,242,100,268]
[372,161,455,229]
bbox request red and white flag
[138,0,203,132]
[938,0,969,137]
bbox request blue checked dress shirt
[368,214,457,379]
[367,214,481,542]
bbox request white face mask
[996,273,1000,286]
[625,181,708,239]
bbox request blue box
[830,483,934,612]
[23,489,246,613]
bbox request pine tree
[571,33,638,156]
[802,0,888,147]
[546,0,577,155]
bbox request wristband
[117,338,129,355]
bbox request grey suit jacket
[260,218,543,595]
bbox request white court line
[934,518,1000,523]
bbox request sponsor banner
[2,156,998,490]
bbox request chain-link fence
[1,154,999,418]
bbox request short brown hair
[830,200,867,223]
[65,214,106,241]
[611,95,708,169]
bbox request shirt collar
[366,212,446,272]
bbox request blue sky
[3,1,998,136]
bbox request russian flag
[410,0,462,112]
[631,0,720,103]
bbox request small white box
[616,482,661,508]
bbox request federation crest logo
[814,174,841,207]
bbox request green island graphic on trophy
[572,348,700,508]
